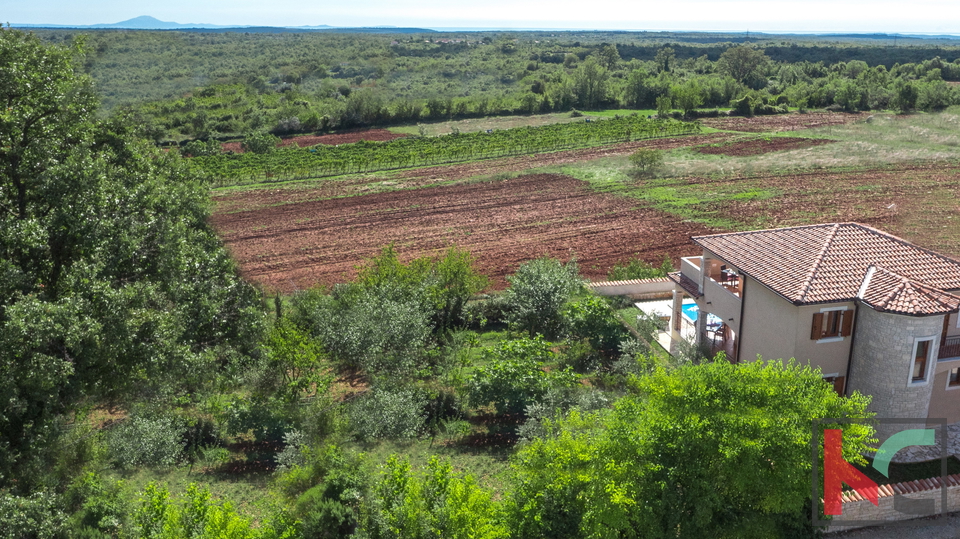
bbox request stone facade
[847,306,945,438]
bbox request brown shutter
[833,376,846,396]
[840,310,854,337]
[811,312,824,340]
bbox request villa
[664,222,960,426]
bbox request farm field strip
[194,116,700,186]
[211,132,738,214]
[211,174,714,293]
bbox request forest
[6,26,959,538]
[29,28,960,144]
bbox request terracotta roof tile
[668,271,702,298]
[858,265,960,316]
[692,223,960,307]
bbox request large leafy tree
[0,30,263,490]
[509,359,874,538]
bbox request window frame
[908,336,936,387]
[812,306,853,344]
[947,366,960,391]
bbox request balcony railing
[940,336,960,360]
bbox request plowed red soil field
[211,174,713,292]
[700,112,865,132]
[695,137,835,156]
[221,128,407,153]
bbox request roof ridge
[795,223,840,303]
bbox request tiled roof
[668,271,702,298]
[692,223,960,305]
[858,265,960,316]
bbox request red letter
[824,429,878,515]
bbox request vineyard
[191,115,700,186]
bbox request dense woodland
[3,27,949,538]
[31,29,960,143]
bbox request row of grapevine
[192,116,701,186]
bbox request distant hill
[11,15,432,33]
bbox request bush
[0,491,67,539]
[240,131,280,154]
[107,413,187,468]
[563,296,630,355]
[468,337,579,415]
[628,148,665,175]
[502,258,582,339]
[607,255,672,281]
[349,386,428,441]
[180,138,222,157]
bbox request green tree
[467,337,579,415]
[572,58,610,110]
[502,258,583,338]
[654,46,676,73]
[655,95,672,118]
[628,148,665,175]
[671,79,705,116]
[719,45,770,85]
[509,359,875,538]
[241,131,281,154]
[0,29,263,491]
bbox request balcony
[940,336,960,360]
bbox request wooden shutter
[839,310,854,337]
[811,312,824,340]
[832,376,846,396]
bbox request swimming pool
[681,303,699,322]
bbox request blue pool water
[681,303,699,322]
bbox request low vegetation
[9,26,960,539]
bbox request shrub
[468,337,579,415]
[0,491,67,539]
[180,138,222,157]
[628,148,665,175]
[349,386,428,441]
[107,413,187,468]
[607,255,672,281]
[502,258,582,339]
[563,296,630,355]
[240,131,280,154]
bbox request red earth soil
[212,133,739,215]
[211,174,714,293]
[694,137,836,157]
[700,112,866,132]
[221,128,407,153]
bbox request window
[909,337,935,385]
[810,309,853,341]
[949,367,960,389]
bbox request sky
[6,0,960,34]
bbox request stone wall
[826,473,960,533]
[587,277,674,299]
[847,306,944,438]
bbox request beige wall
[946,311,960,340]
[929,361,960,423]
[793,302,856,376]
[738,274,853,375]
[739,275,798,363]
